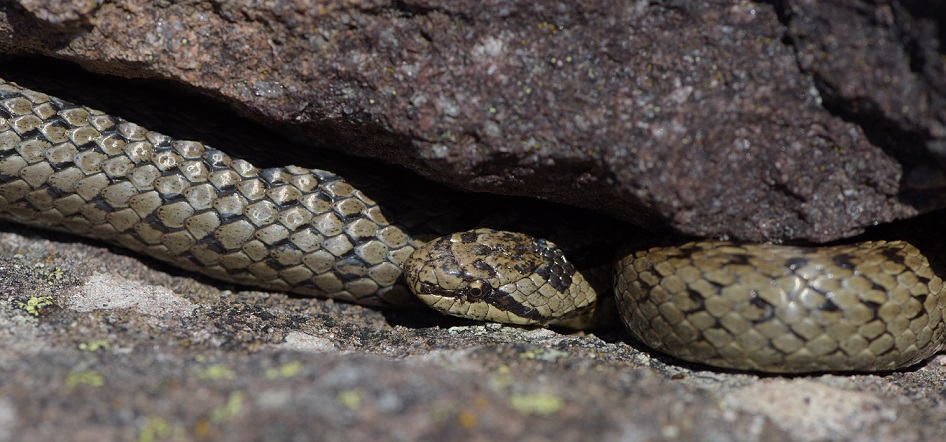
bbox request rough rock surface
[3,227,946,441]
[2,1,946,441]
[1,0,943,241]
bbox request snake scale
[1,75,944,374]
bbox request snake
[1,74,945,374]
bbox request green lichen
[210,391,245,423]
[429,404,456,422]
[78,339,111,352]
[65,371,105,390]
[336,388,364,411]
[42,267,64,284]
[265,361,303,380]
[488,374,514,391]
[18,296,54,316]
[137,416,182,442]
[536,21,561,36]
[520,348,568,361]
[198,365,236,381]
[508,393,565,416]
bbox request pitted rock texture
[0,0,943,242]
[780,0,946,207]
[3,220,946,441]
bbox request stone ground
[2,225,946,441]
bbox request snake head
[402,228,601,327]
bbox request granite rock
[1,0,943,241]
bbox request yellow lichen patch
[535,21,561,36]
[457,409,477,428]
[210,391,245,423]
[265,361,303,380]
[19,296,54,316]
[42,266,64,283]
[520,347,568,361]
[488,373,514,391]
[508,393,565,416]
[336,388,364,411]
[194,418,212,438]
[429,404,456,423]
[137,416,184,442]
[65,371,105,390]
[78,339,111,352]
[456,395,489,429]
[198,365,236,381]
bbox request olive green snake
[1,76,944,374]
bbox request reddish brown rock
[0,1,942,241]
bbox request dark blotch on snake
[880,247,907,265]
[749,296,776,322]
[470,259,496,277]
[727,254,752,266]
[784,257,807,270]
[459,231,478,244]
[832,254,856,270]
[819,298,842,312]
[485,289,547,320]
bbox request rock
[2,227,946,441]
[1,0,942,241]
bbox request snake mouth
[413,279,569,324]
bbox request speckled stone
[3,1,939,243]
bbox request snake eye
[466,280,491,300]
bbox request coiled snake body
[2,77,944,373]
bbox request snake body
[614,240,946,372]
[2,76,945,373]
[0,77,431,308]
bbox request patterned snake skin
[2,76,945,373]
[614,240,946,372]
[0,77,428,308]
